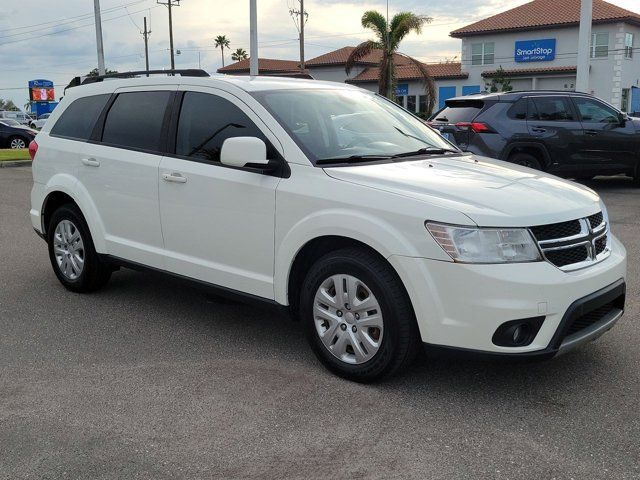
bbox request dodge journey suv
[429,91,640,183]
[30,71,627,382]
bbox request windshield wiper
[316,154,394,165]
[392,147,459,158]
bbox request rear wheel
[510,152,542,170]
[300,248,421,382]
[9,136,27,149]
[47,204,111,293]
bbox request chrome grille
[530,211,611,271]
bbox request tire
[9,136,27,149]
[300,248,421,382]
[510,152,542,170]
[47,204,112,293]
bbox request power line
[0,5,161,47]
[0,0,151,38]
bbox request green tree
[231,48,248,62]
[485,66,513,93]
[86,68,118,77]
[0,98,19,110]
[346,11,436,112]
[214,35,231,67]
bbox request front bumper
[388,235,627,355]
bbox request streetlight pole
[93,0,106,75]
[250,0,258,76]
[299,0,305,71]
[576,0,592,93]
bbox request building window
[621,88,630,112]
[625,33,634,59]
[407,95,416,112]
[395,95,406,108]
[471,42,495,65]
[418,95,428,113]
[590,32,609,58]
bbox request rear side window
[101,91,171,152]
[433,101,484,123]
[507,99,527,120]
[50,94,110,140]
[528,97,575,121]
[176,92,271,162]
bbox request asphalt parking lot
[1,166,638,479]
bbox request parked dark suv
[429,91,640,183]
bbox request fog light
[492,317,544,347]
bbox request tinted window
[507,99,527,120]
[529,97,575,121]
[101,91,171,151]
[176,92,270,162]
[51,94,110,140]
[432,101,484,123]
[573,97,619,123]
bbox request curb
[0,160,32,168]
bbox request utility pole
[157,0,180,70]
[142,17,151,75]
[576,0,592,93]
[93,0,106,75]
[289,0,308,71]
[250,0,258,76]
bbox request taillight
[28,139,38,161]
[455,122,493,133]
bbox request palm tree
[214,35,231,67]
[346,11,436,113]
[231,48,248,62]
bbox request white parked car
[29,73,627,382]
[29,113,51,129]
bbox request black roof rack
[64,69,210,92]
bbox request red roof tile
[450,0,640,38]
[305,47,412,67]
[482,65,577,77]
[347,62,468,83]
[217,58,301,73]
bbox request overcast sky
[1,0,638,108]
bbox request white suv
[29,72,627,382]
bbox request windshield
[252,88,456,164]
[1,119,21,126]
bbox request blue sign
[395,83,409,96]
[515,39,556,62]
[28,79,54,88]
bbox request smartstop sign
[515,39,556,62]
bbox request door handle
[531,127,546,133]
[585,129,598,136]
[81,158,100,167]
[162,172,187,184]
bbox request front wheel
[300,248,421,382]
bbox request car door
[78,87,174,269]
[526,96,586,172]
[158,87,283,299]
[571,96,638,175]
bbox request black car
[0,118,37,149]
[429,91,640,184]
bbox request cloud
[0,0,638,107]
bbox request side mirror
[220,137,268,168]
[618,112,628,126]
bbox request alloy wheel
[10,138,26,149]
[53,220,85,280]
[313,274,384,364]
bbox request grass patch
[0,149,30,162]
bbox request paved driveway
[1,166,638,479]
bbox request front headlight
[426,222,542,263]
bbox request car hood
[323,154,601,227]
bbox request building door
[438,86,456,109]
[631,86,640,116]
[462,85,481,96]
